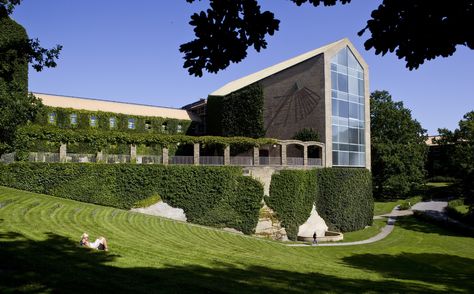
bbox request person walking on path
[312,232,318,246]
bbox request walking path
[287,206,413,247]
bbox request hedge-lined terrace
[7,125,325,167]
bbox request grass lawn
[374,200,403,216]
[341,219,386,243]
[1,186,474,293]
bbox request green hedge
[268,168,373,240]
[207,84,265,138]
[0,163,263,234]
[316,168,374,232]
[35,106,194,135]
[267,170,317,240]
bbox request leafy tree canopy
[437,111,474,206]
[370,90,427,198]
[182,0,474,76]
[293,128,320,142]
[0,0,61,155]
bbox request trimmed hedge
[267,170,317,240]
[268,168,373,240]
[0,163,263,234]
[316,168,374,232]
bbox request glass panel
[332,100,338,116]
[337,47,348,66]
[358,79,365,96]
[331,63,337,71]
[359,104,365,120]
[109,117,116,128]
[359,129,365,145]
[90,116,97,127]
[338,125,348,143]
[349,128,358,144]
[331,71,337,89]
[128,118,135,129]
[332,151,339,166]
[332,125,338,142]
[332,143,338,151]
[337,73,348,92]
[338,100,349,118]
[349,102,358,119]
[348,76,358,96]
[340,152,349,166]
[70,114,77,125]
[349,152,358,166]
[348,50,358,70]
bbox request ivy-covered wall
[268,168,373,240]
[0,163,263,234]
[206,84,265,138]
[34,106,193,135]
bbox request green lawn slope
[1,186,474,293]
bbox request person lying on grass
[80,233,109,251]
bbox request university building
[25,38,370,169]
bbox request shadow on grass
[1,232,472,293]
[343,252,474,293]
[396,215,472,237]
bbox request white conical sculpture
[298,204,328,238]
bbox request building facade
[188,38,370,169]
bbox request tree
[0,1,62,155]
[370,90,427,198]
[437,111,474,209]
[293,128,320,142]
[181,0,474,76]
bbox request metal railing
[137,155,162,164]
[104,154,131,164]
[287,157,304,166]
[199,156,224,165]
[28,152,60,163]
[230,156,253,166]
[170,156,194,165]
[0,152,15,163]
[259,157,281,165]
[308,158,322,166]
[66,153,96,163]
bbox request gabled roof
[34,92,199,121]
[210,38,365,96]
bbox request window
[331,46,365,167]
[177,124,182,133]
[109,117,116,128]
[145,120,152,130]
[48,112,56,124]
[128,118,135,129]
[90,115,97,127]
[70,113,77,125]
[161,123,167,132]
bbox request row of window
[48,113,182,132]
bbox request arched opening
[308,145,323,166]
[230,144,254,166]
[259,144,281,165]
[287,144,304,166]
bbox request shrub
[398,195,423,210]
[267,170,317,240]
[316,168,374,232]
[133,194,162,208]
[0,163,263,234]
[267,168,373,240]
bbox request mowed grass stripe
[1,186,474,293]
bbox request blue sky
[12,0,473,135]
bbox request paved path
[287,206,412,247]
[411,201,447,213]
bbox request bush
[267,168,374,240]
[398,195,423,210]
[0,163,263,234]
[267,170,317,240]
[427,176,457,183]
[316,168,374,232]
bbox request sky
[12,0,474,135]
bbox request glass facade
[90,115,97,127]
[331,47,365,167]
[109,117,116,128]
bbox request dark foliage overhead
[182,0,474,76]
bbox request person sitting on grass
[80,233,109,251]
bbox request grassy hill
[1,186,474,293]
